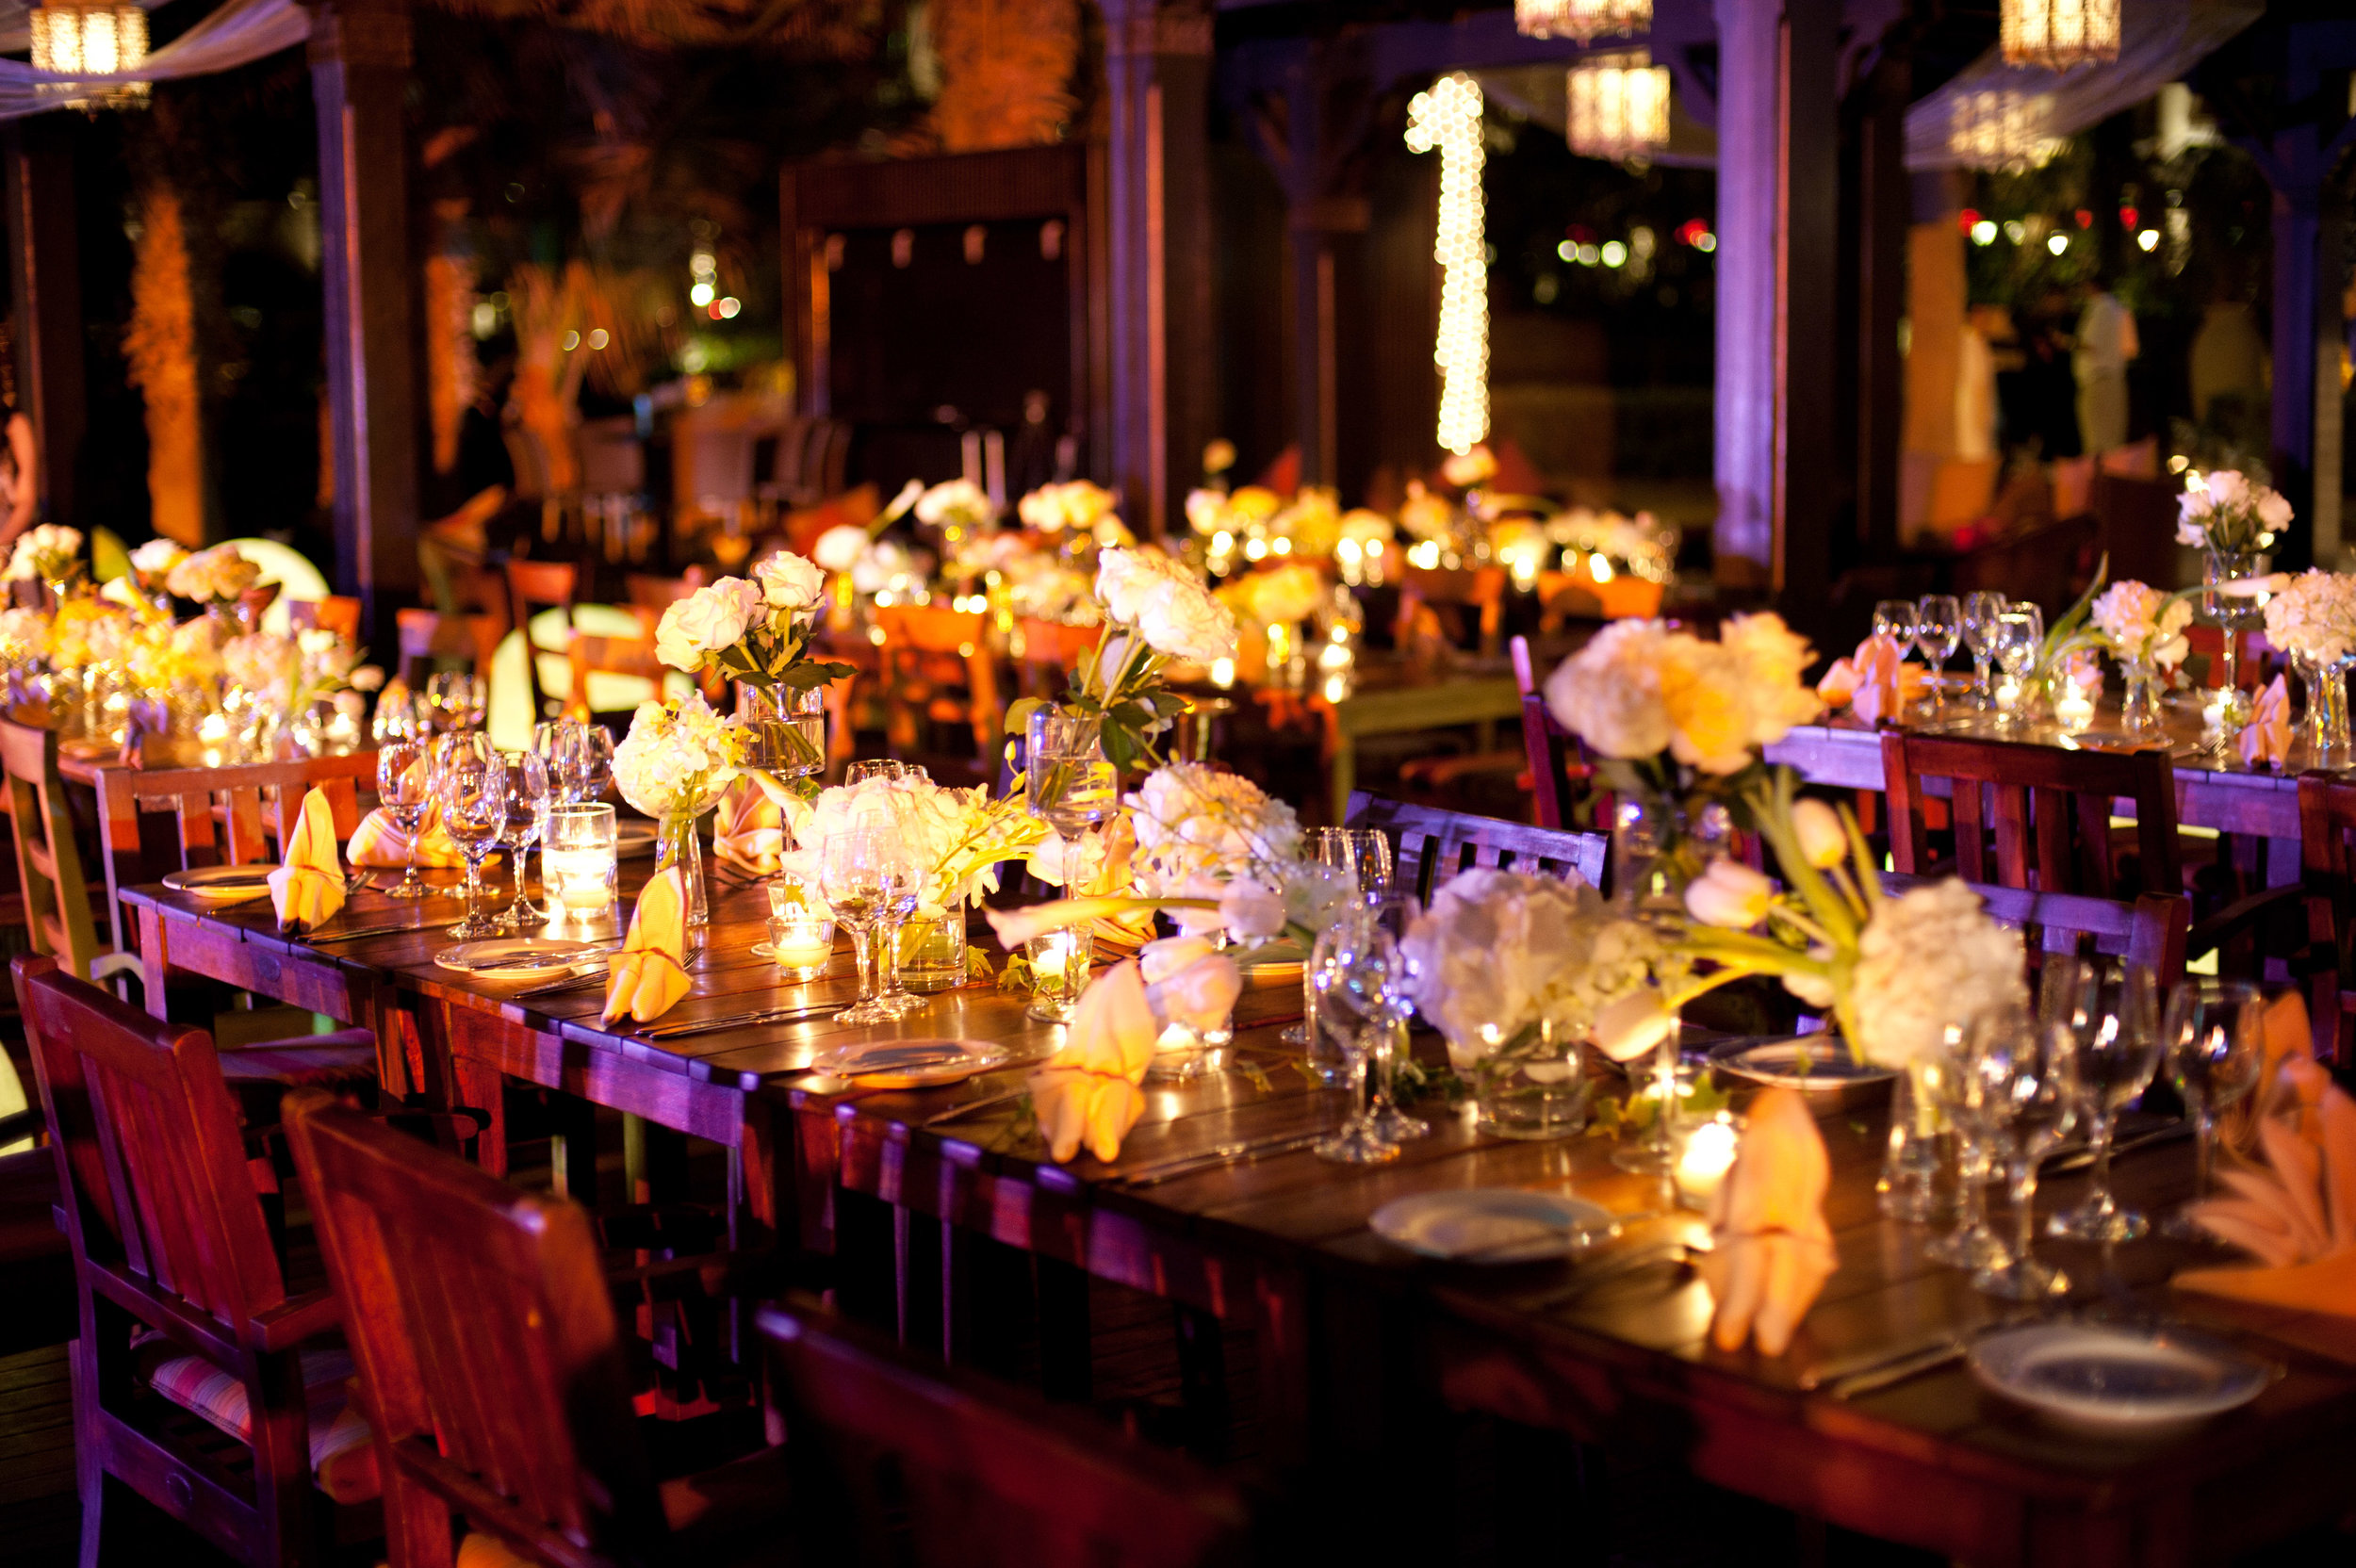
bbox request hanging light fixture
[1515,0,1649,43]
[28,0,151,109]
[2000,0,2120,73]
[1948,90,2064,173]
[1405,74,1488,458]
[1567,52,1671,161]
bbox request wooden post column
[5,115,84,529]
[311,0,418,637]
[1101,0,1214,538]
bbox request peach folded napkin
[712,774,793,876]
[1697,1086,1838,1356]
[268,788,347,934]
[2236,675,2292,768]
[2177,1050,2356,1317]
[602,865,693,1024]
[1816,635,1924,727]
[347,805,467,869]
[1029,958,1157,1163]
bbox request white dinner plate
[615,822,658,858]
[1711,1036,1896,1090]
[810,1038,1010,1089]
[1370,1189,1617,1265]
[434,939,603,981]
[163,864,280,904]
[1968,1321,2276,1433]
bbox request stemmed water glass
[1988,606,2044,728]
[846,760,908,785]
[1312,905,1405,1165]
[376,731,436,899]
[863,804,925,1018]
[1969,999,2079,1300]
[562,725,614,804]
[2159,978,2265,1240]
[1925,1022,2012,1272]
[1871,598,1918,645]
[1961,591,2007,710]
[1916,595,1962,714]
[1318,828,1394,905]
[493,750,550,934]
[2044,958,2163,1243]
[820,828,904,1025]
[426,673,485,732]
[436,735,505,939]
[1026,710,1118,852]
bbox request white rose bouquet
[221,630,301,699]
[653,550,854,772]
[1403,867,1668,1071]
[2089,579,2194,670]
[0,606,48,662]
[1017,480,1119,535]
[8,524,83,585]
[913,478,996,534]
[2176,468,2292,554]
[612,690,750,825]
[777,773,1044,917]
[1006,547,1239,769]
[166,543,262,607]
[128,538,188,583]
[2262,570,2356,665]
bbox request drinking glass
[1318,828,1395,906]
[543,803,618,925]
[562,725,614,804]
[1915,595,1963,713]
[845,760,908,785]
[437,748,507,939]
[376,734,435,899]
[2159,978,2265,1240]
[1926,1022,2012,1272]
[2044,958,2164,1242]
[493,750,549,933]
[869,830,924,1019]
[1311,906,1399,1166]
[1871,598,1919,646]
[1961,590,2008,709]
[1988,608,2044,728]
[1969,1000,2079,1300]
[375,690,429,744]
[765,885,835,981]
[1362,897,1430,1144]
[820,829,896,1025]
[1026,710,1117,846]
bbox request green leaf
[91,528,131,584]
[1003,696,1046,738]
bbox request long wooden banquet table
[122,865,2356,1565]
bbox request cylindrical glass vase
[1471,1017,1591,1140]
[655,809,710,956]
[895,908,969,992]
[737,682,827,777]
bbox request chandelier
[1515,0,1649,42]
[1948,90,2064,173]
[2001,0,2120,72]
[1567,52,1671,161]
[1405,74,1488,458]
[28,0,151,109]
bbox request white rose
[755,549,826,612]
[654,579,761,673]
[1135,577,1238,663]
[1093,547,1175,625]
[2205,470,2249,509]
[813,525,870,573]
[1683,858,1775,929]
[1543,620,1674,760]
[2258,490,2294,531]
[1218,877,1287,942]
[130,539,188,577]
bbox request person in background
[0,392,37,548]
[2072,278,2139,457]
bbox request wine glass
[2044,958,2163,1242]
[1988,607,2044,729]
[437,743,507,939]
[376,733,435,900]
[820,829,896,1025]
[1318,828,1395,906]
[1361,896,1430,1144]
[1026,710,1117,849]
[1925,1022,2012,1272]
[1871,598,1919,646]
[845,760,907,785]
[1915,595,1963,714]
[2159,978,2265,1240]
[563,725,614,804]
[493,750,550,934]
[1311,905,1399,1166]
[860,807,924,1019]
[1968,999,2079,1300]
[1961,590,2008,710]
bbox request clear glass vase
[737,682,827,777]
[2119,658,2165,737]
[895,908,968,992]
[2303,652,2355,766]
[1472,1016,1592,1140]
[1609,790,1731,920]
[2202,547,2268,734]
[1879,1057,1945,1222]
[655,809,710,956]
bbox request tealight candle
[2053,685,2095,731]
[1026,930,1087,1022]
[543,804,618,926]
[766,883,834,980]
[1674,1114,1740,1208]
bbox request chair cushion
[134,1338,381,1504]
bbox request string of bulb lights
[1406,73,1489,458]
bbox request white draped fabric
[1903,0,2262,171]
[0,0,308,122]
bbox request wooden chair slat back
[284,1093,661,1562]
[1345,793,1607,901]
[506,560,581,723]
[876,604,1000,759]
[1887,879,2189,989]
[1880,731,2179,898]
[396,610,502,685]
[565,606,668,722]
[623,570,705,611]
[0,717,103,977]
[1395,564,1506,657]
[761,1301,1247,1568]
[287,596,363,641]
[14,956,286,1336]
[1508,634,1595,830]
[2297,773,2356,1067]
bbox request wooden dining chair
[504,559,580,723]
[1345,792,1608,899]
[286,596,363,643]
[761,1299,1249,1568]
[2297,774,2356,1070]
[1880,730,2181,899]
[280,1090,792,1568]
[1395,564,1506,658]
[14,957,382,1568]
[1890,877,2191,992]
[93,753,377,956]
[565,604,671,726]
[1010,617,1104,702]
[1512,634,1590,830]
[0,716,137,986]
[2182,625,2276,693]
[395,610,504,688]
[875,603,1002,760]
[623,569,706,612]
